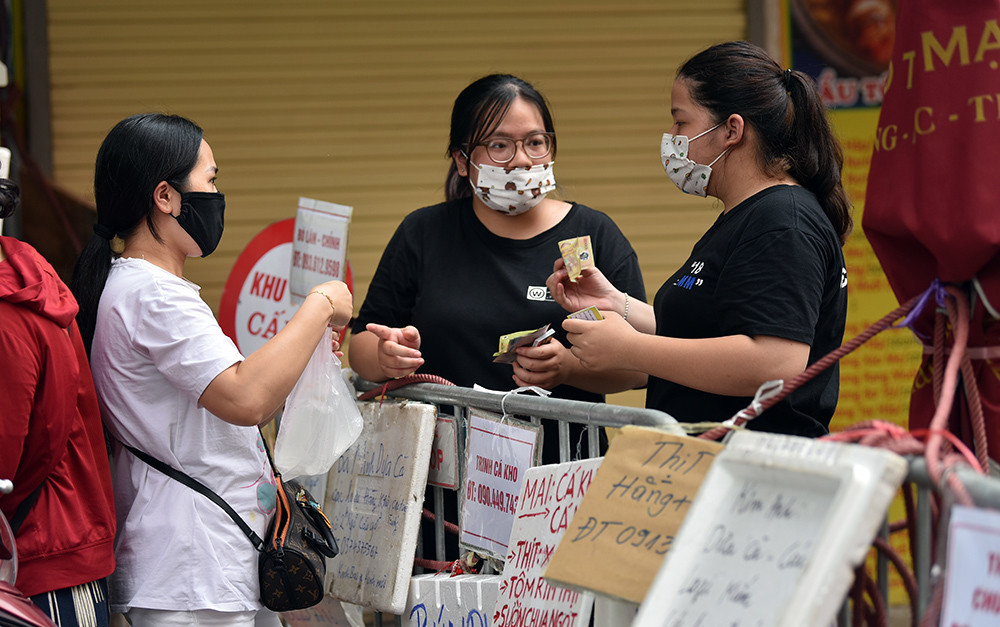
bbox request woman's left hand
[511,340,573,389]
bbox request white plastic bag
[275,327,364,479]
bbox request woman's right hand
[563,312,636,372]
[366,322,424,379]
[546,258,623,314]
[309,280,354,328]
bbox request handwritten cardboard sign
[290,197,352,303]
[322,401,436,613]
[632,430,906,627]
[544,426,722,603]
[495,458,602,627]
[405,574,499,627]
[941,504,1000,626]
[460,410,540,560]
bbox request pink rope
[923,288,978,506]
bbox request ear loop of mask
[688,121,724,144]
[694,122,729,169]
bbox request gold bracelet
[309,290,337,318]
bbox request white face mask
[467,160,556,216]
[660,122,728,197]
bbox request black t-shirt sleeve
[588,210,646,302]
[351,218,420,335]
[716,227,828,344]
[604,248,646,302]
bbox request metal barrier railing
[352,378,678,626]
[903,456,1000,619]
[352,379,679,432]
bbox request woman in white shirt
[71,113,352,627]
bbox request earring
[110,235,125,255]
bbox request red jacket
[0,236,115,597]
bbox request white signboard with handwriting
[632,431,906,627]
[460,410,539,560]
[281,596,361,626]
[941,504,1000,626]
[495,458,602,627]
[290,197,352,303]
[323,401,436,614]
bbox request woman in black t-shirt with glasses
[549,41,852,437]
[350,73,647,564]
[350,74,646,401]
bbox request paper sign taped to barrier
[544,426,721,603]
[323,401,436,614]
[460,410,540,560]
[495,458,602,627]
[405,574,499,627]
[428,414,460,489]
[941,504,1000,626]
[631,430,907,627]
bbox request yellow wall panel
[46,1,745,405]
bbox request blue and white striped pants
[30,578,110,627]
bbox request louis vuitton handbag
[257,472,338,611]
[123,432,338,612]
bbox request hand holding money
[558,235,594,283]
[492,324,555,364]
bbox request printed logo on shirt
[526,285,553,302]
[674,261,706,290]
[841,267,848,288]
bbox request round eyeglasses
[473,132,555,164]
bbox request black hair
[71,113,204,352]
[444,74,556,201]
[678,41,853,244]
[0,177,20,219]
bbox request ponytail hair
[678,41,853,245]
[71,113,203,352]
[444,74,556,202]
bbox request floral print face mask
[660,123,727,198]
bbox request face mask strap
[689,120,724,143]
[708,148,729,168]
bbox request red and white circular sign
[220,219,351,355]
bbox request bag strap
[122,443,265,551]
[257,426,281,479]
[9,480,45,536]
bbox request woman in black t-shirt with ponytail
[550,41,851,437]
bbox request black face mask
[176,191,225,257]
